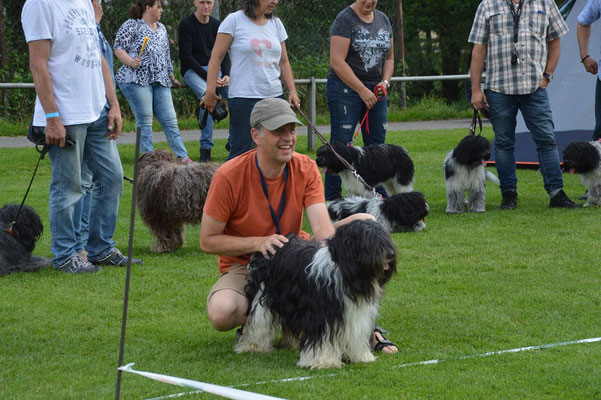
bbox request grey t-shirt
[328,6,392,85]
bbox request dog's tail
[485,170,500,185]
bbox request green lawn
[1,128,600,399]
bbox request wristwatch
[543,72,553,82]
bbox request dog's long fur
[236,219,397,369]
[0,204,51,276]
[136,149,219,252]
[315,142,414,197]
[444,135,499,213]
[327,192,429,232]
[562,141,601,206]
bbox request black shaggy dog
[136,149,220,252]
[444,135,499,213]
[327,192,429,232]
[562,140,601,206]
[315,142,414,197]
[236,219,397,369]
[0,204,51,276]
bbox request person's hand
[375,81,389,98]
[217,75,230,87]
[471,88,488,111]
[540,75,549,89]
[583,57,598,75]
[105,107,122,140]
[171,78,181,89]
[45,116,67,147]
[130,58,141,69]
[288,91,300,108]
[359,87,378,109]
[258,234,289,259]
[202,90,219,113]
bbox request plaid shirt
[469,0,568,95]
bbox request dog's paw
[234,339,273,353]
[297,357,344,369]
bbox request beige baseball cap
[250,98,304,131]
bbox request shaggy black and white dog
[0,204,51,276]
[444,135,499,213]
[315,142,414,197]
[136,149,219,252]
[327,192,429,232]
[236,219,397,369]
[562,140,601,206]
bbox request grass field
[1,127,600,399]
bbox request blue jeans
[486,88,563,195]
[48,108,124,266]
[118,82,189,158]
[227,97,276,160]
[73,161,93,253]
[325,75,389,200]
[594,78,601,141]
[184,68,229,150]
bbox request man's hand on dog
[259,234,289,259]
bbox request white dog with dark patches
[562,140,601,206]
[444,135,499,213]
[236,220,397,369]
[315,142,414,197]
[327,192,429,232]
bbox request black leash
[292,105,378,196]
[115,127,142,400]
[6,144,48,236]
[470,108,483,136]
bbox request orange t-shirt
[203,149,325,273]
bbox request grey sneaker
[56,255,102,274]
[89,248,143,267]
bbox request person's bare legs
[207,289,248,331]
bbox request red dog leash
[351,84,387,146]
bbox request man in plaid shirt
[469,0,581,209]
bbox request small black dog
[328,192,429,232]
[444,135,499,213]
[562,140,601,206]
[0,204,51,276]
[315,142,414,197]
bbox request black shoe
[550,189,582,208]
[56,255,102,274]
[89,248,143,266]
[199,148,211,162]
[500,190,518,210]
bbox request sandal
[373,326,397,353]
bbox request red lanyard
[351,84,387,145]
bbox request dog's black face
[328,219,397,290]
[381,192,429,230]
[453,135,491,166]
[562,142,601,174]
[0,204,43,253]
[315,143,351,174]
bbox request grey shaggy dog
[562,140,601,207]
[136,149,219,252]
[444,135,499,213]
[1,204,51,276]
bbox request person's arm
[100,56,122,138]
[542,37,561,89]
[305,203,336,242]
[279,41,300,108]
[203,33,233,113]
[376,37,394,98]
[28,39,66,147]
[178,19,207,80]
[199,213,289,260]
[330,35,378,109]
[114,48,141,69]
[577,22,598,74]
[470,43,488,110]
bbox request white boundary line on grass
[141,336,601,400]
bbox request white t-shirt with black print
[218,10,288,99]
[21,0,106,127]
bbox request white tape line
[394,336,601,369]
[119,363,286,400]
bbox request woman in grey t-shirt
[325,0,394,200]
